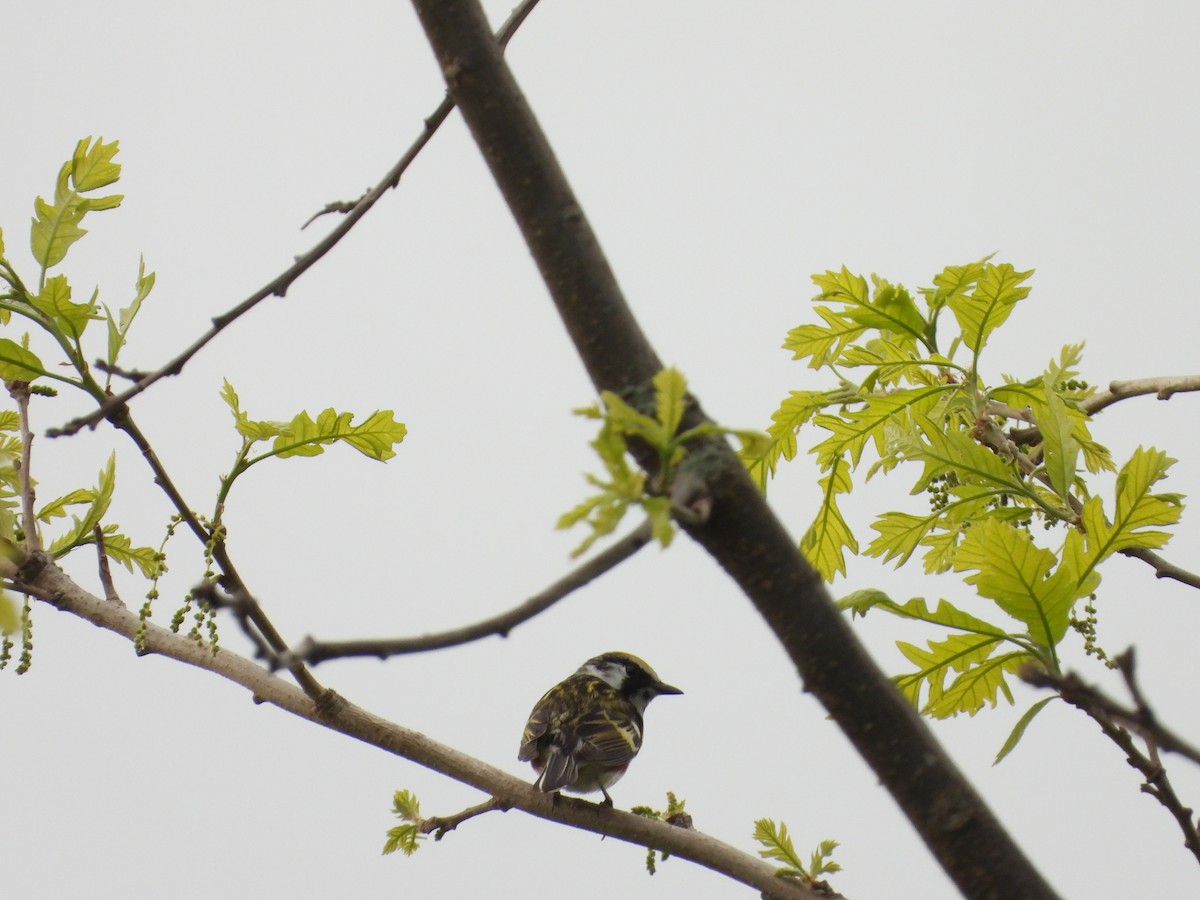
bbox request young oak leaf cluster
[1,139,410,663]
[630,791,691,875]
[40,453,163,578]
[558,367,765,557]
[0,139,165,605]
[753,818,841,885]
[218,380,406,502]
[382,790,425,857]
[747,258,1184,750]
[0,137,149,391]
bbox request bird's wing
[518,698,552,762]
[573,703,643,767]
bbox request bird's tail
[536,748,577,793]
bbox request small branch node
[93,526,123,606]
[670,471,713,526]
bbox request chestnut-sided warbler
[519,651,682,805]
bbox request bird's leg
[600,788,614,808]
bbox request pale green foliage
[800,458,857,579]
[753,257,1186,754]
[993,696,1057,765]
[218,380,407,506]
[1,141,410,666]
[743,388,850,489]
[30,137,123,282]
[45,455,115,556]
[557,407,651,557]
[0,589,18,634]
[41,454,165,579]
[953,519,1097,652]
[0,339,48,383]
[1080,447,1181,558]
[104,256,154,380]
[0,137,152,389]
[0,414,21,524]
[753,818,841,884]
[382,790,425,856]
[630,791,689,875]
[840,589,1029,717]
[561,367,764,556]
[945,262,1032,355]
[842,444,1176,738]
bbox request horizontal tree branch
[1083,375,1200,416]
[19,552,824,900]
[1120,547,1200,591]
[404,1,1058,897]
[1007,374,1200,447]
[294,518,652,666]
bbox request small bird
[519,651,682,805]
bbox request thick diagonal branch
[404,2,1057,897]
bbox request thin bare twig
[92,526,122,605]
[1083,375,1200,416]
[1008,374,1200,447]
[10,383,41,553]
[297,468,708,667]
[93,360,152,383]
[1120,547,1200,591]
[420,797,510,839]
[1023,657,1200,864]
[1113,649,1200,766]
[1025,653,1200,767]
[296,518,653,666]
[304,0,539,229]
[46,0,544,440]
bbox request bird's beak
[655,681,683,696]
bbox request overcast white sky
[3,2,1200,898]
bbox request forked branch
[1023,653,1200,864]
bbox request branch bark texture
[405,2,1060,897]
[20,553,822,900]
